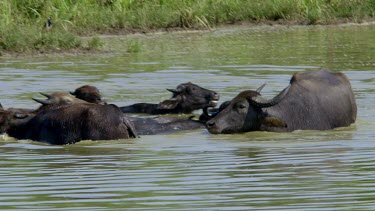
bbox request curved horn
[0,103,3,109]
[166,88,180,94]
[39,92,52,98]
[33,98,53,105]
[203,106,221,118]
[256,83,266,93]
[203,106,211,117]
[250,85,291,108]
[69,91,76,95]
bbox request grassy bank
[1,0,374,54]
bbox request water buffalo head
[33,92,88,108]
[199,84,267,122]
[70,85,106,105]
[206,85,290,134]
[157,82,220,113]
[0,108,32,134]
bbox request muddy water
[0,24,374,210]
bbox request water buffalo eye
[64,100,72,104]
[14,113,29,119]
[238,104,246,109]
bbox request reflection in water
[0,24,375,210]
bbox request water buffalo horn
[33,98,52,105]
[69,91,76,95]
[203,107,221,118]
[256,83,267,93]
[250,85,291,108]
[39,92,52,99]
[166,88,179,94]
[203,107,211,117]
[0,103,2,109]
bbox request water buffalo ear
[157,98,179,110]
[122,116,139,138]
[261,116,287,128]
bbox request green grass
[1,0,374,53]
[125,39,142,53]
[87,36,104,50]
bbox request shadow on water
[0,24,375,210]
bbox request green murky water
[0,24,374,210]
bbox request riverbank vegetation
[1,0,374,54]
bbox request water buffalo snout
[212,92,220,100]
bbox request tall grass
[1,0,374,53]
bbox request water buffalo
[119,82,220,114]
[128,116,204,135]
[7,92,137,145]
[70,85,207,135]
[206,68,357,134]
[0,93,87,136]
[70,85,106,104]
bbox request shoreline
[1,19,374,58]
[85,18,375,38]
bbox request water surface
[1,24,375,210]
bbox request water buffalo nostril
[211,92,219,100]
[206,121,215,128]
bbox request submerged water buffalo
[119,82,220,114]
[71,85,207,135]
[206,68,357,134]
[128,116,204,135]
[7,92,137,144]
